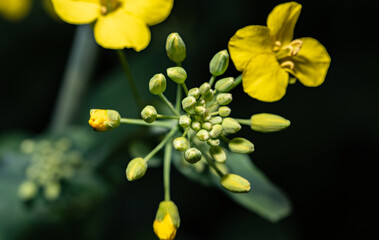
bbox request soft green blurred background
[1,0,378,239]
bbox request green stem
[120,118,173,128]
[235,118,251,126]
[209,75,216,88]
[159,94,181,116]
[182,127,189,137]
[196,143,224,177]
[117,50,144,109]
[144,127,179,162]
[228,74,242,91]
[175,84,182,112]
[163,142,172,201]
[181,83,189,95]
[157,114,179,119]
[219,135,231,143]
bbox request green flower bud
[188,88,200,99]
[209,146,227,163]
[191,121,201,131]
[166,32,186,63]
[251,113,291,132]
[44,182,61,201]
[216,93,233,105]
[202,122,213,131]
[196,129,210,141]
[204,113,211,121]
[184,148,202,164]
[209,50,229,76]
[204,90,214,102]
[167,67,187,84]
[215,77,234,93]
[229,137,254,154]
[126,157,148,181]
[182,96,196,112]
[141,105,157,123]
[153,200,180,239]
[209,124,223,138]
[89,109,121,132]
[207,138,220,146]
[149,73,167,95]
[199,82,210,95]
[179,115,191,128]
[218,106,231,117]
[222,117,241,134]
[196,98,205,106]
[220,174,251,193]
[173,137,189,151]
[18,181,38,201]
[210,116,222,125]
[195,106,206,116]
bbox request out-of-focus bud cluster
[18,137,83,201]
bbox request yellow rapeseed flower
[88,109,120,131]
[153,200,180,240]
[0,0,32,21]
[51,0,174,51]
[228,1,331,102]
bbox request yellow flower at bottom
[51,0,174,51]
[0,0,32,21]
[153,213,177,240]
[88,109,120,131]
[228,2,331,102]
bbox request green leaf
[220,152,292,222]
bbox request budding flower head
[179,115,191,128]
[215,77,234,93]
[126,157,148,181]
[166,32,186,64]
[167,67,187,84]
[222,117,241,134]
[141,105,157,123]
[153,200,180,240]
[89,109,120,132]
[149,73,167,95]
[173,137,189,151]
[184,148,202,164]
[220,173,251,193]
[251,113,291,132]
[209,50,229,76]
[229,137,254,154]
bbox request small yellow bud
[184,148,202,164]
[228,137,254,154]
[220,173,251,193]
[89,109,120,132]
[141,105,157,123]
[196,129,210,141]
[209,50,229,76]
[204,89,214,102]
[251,113,291,132]
[215,77,234,93]
[195,106,206,116]
[216,93,233,105]
[166,32,186,64]
[222,117,241,134]
[210,146,227,163]
[126,157,148,181]
[181,96,196,112]
[173,137,189,151]
[153,201,180,240]
[199,82,211,95]
[218,106,231,117]
[149,74,167,95]
[167,67,187,84]
[188,88,200,99]
[179,115,191,128]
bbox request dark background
[1,0,378,239]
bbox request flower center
[273,39,303,70]
[100,0,122,15]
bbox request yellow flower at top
[51,0,174,51]
[228,2,331,102]
[0,0,32,21]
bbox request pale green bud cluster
[18,138,83,201]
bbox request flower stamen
[100,0,122,15]
[280,61,295,70]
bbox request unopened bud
[195,106,206,116]
[173,137,189,151]
[216,93,233,105]
[188,88,200,99]
[149,73,166,95]
[207,138,220,146]
[199,82,210,95]
[89,109,120,132]
[202,122,213,131]
[215,77,234,93]
[220,173,251,193]
[218,106,231,117]
[209,50,229,76]
[141,105,157,123]
[209,124,223,138]
[228,137,254,154]
[196,129,210,141]
[166,33,186,63]
[251,113,290,132]
[153,200,180,240]
[126,157,148,181]
[210,146,227,163]
[179,115,191,128]
[204,90,214,102]
[222,117,241,134]
[182,96,196,112]
[184,148,202,164]
[167,67,187,84]
[191,121,201,131]
[210,116,222,125]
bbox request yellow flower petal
[228,25,272,72]
[242,53,289,102]
[51,0,100,24]
[0,0,31,21]
[153,214,177,240]
[122,0,174,26]
[94,10,151,51]
[291,37,331,87]
[267,1,302,45]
